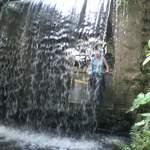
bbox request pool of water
[0,124,127,150]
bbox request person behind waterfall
[89,45,109,104]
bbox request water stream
[0,124,127,150]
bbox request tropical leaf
[143,56,150,66]
[137,93,145,98]
[134,120,145,127]
[141,113,150,117]
[146,52,150,57]
[145,92,150,97]
[148,39,150,49]
[128,92,150,112]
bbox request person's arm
[103,57,109,73]
[86,56,93,75]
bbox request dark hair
[94,45,98,50]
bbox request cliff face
[113,0,150,108]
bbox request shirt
[91,55,104,76]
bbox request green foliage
[124,92,150,150]
[148,39,150,49]
[129,124,150,150]
[116,141,131,150]
[128,92,150,112]
[132,134,150,149]
[143,55,150,66]
[143,39,150,66]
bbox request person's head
[95,49,101,58]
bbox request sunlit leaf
[137,93,145,98]
[148,39,150,49]
[146,52,150,57]
[128,92,150,112]
[141,113,150,117]
[145,92,150,98]
[143,56,150,66]
[135,120,145,127]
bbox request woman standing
[90,45,109,104]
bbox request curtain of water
[0,0,111,133]
[115,0,129,42]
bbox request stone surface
[113,0,150,109]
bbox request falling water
[0,0,112,131]
[0,0,116,149]
[0,0,129,149]
[114,0,129,43]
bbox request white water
[0,125,100,150]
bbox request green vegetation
[143,40,150,66]
[122,40,150,150]
[125,94,150,150]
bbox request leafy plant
[143,53,150,66]
[128,92,150,112]
[143,39,150,66]
[123,93,150,150]
[124,43,150,149]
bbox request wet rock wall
[113,0,150,109]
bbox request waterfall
[0,0,112,132]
